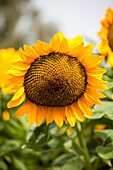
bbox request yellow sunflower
[98,8,113,66]
[0,48,20,88]
[2,32,108,127]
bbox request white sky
[33,0,113,45]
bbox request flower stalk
[74,122,93,170]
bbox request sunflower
[2,32,108,127]
[0,48,20,89]
[98,8,113,66]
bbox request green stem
[93,157,100,170]
[75,122,93,170]
[67,136,84,154]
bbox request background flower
[98,8,113,66]
[0,48,20,88]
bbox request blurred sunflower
[0,48,20,88]
[98,8,113,66]
[2,32,108,127]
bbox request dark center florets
[108,23,113,51]
[24,53,87,106]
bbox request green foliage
[92,101,113,120]
[62,157,83,170]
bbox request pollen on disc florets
[24,52,87,106]
[108,23,113,51]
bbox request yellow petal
[11,86,25,101]
[36,41,52,55]
[65,106,76,127]
[71,102,84,122]
[78,99,93,118]
[69,42,84,57]
[27,102,37,125]
[19,47,34,64]
[7,68,27,76]
[81,55,104,67]
[36,106,47,126]
[24,44,38,58]
[7,92,26,108]
[16,101,31,118]
[87,89,106,99]
[68,35,83,49]
[79,43,94,59]
[46,107,54,125]
[87,75,108,86]
[86,68,107,76]
[12,61,30,70]
[84,91,102,106]
[59,38,69,54]
[53,107,64,127]
[58,32,65,41]
[50,33,61,52]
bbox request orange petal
[53,107,64,127]
[36,106,47,126]
[16,101,31,118]
[46,107,54,125]
[27,102,37,125]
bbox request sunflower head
[2,32,108,127]
[24,52,87,106]
[97,8,113,66]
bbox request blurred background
[0,0,113,170]
[0,0,113,49]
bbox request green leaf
[42,138,60,153]
[94,129,113,141]
[96,143,113,159]
[26,123,49,149]
[0,140,21,157]
[103,89,112,100]
[92,101,113,120]
[62,157,83,170]
[12,156,27,170]
[0,160,8,170]
[107,80,113,89]
[103,75,113,89]
[52,153,74,167]
[20,149,40,166]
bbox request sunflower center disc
[108,23,113,51]
[24,53,87,106]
